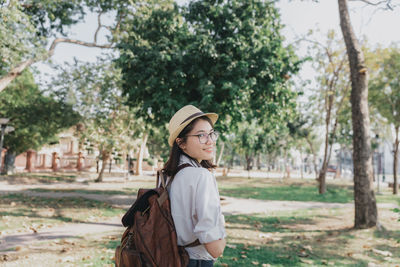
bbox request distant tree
[303,29,351,193]
[49,58,142,182]
[0,70,80,173]
[233,120,263,172]
[117,0,301,136]
[369,47,400,195]
[287,115,321,179]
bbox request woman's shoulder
[178,166,214,181]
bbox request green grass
[376,193,400,205]
[30,188,137,196]
[219,213,379,267]
[215,243,301,267]
[219,184,353,203]
[225,214,316,233]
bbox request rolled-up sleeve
[192,169,226,244]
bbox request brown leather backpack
[115,164,199,267]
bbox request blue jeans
[187,259,214,267]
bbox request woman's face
[178,119,216,163]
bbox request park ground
[0,171,399,267]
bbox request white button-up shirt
[168,154,226,260]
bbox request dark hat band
[180,112,204,125]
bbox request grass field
[0,174,399,266]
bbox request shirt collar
[179,154,201,167]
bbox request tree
[338,0,377,228]
[233,120,263,172]
[49,58,142,182]
[369,47,400,195]
[117,0,301,135]
[287,115,321,179]
[302,30,351,193]
[0,69,80,173]
[0,0,126,92]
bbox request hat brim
[168,113,218,146]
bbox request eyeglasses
[186,131,219,144]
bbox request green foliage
[0,1,46,76]
[21,0,86,37]
[49,57,143,156]
[302,30,352,147]
[146,125,170,161]
[116,0,301,133]
[18,0,127,37]
[0,70,80,154]
[369,47,400,129]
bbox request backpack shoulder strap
[157,163,193,206]
[166,163,192,188]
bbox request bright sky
[35,0,400,84]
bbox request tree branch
[0,38,113,93]
[49,38,113,57]
[349,0,400,10]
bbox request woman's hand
[204,238,226,258]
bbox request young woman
[163,105,226,267]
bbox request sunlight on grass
[219,184,353,203]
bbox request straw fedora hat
[168,105,218,147]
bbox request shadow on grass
[0,173,77,184]
[0,193,112,209]
[222,214,370,266]
[0,193,123,230]
[30,188,137,196]
[219,184,353,203]
[373,228,400,259]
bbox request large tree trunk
[338,0,377,228]
[135,133,148,176]
[95,150,110,182]
[393,125,399,195]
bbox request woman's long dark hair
[162,116,216,177]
